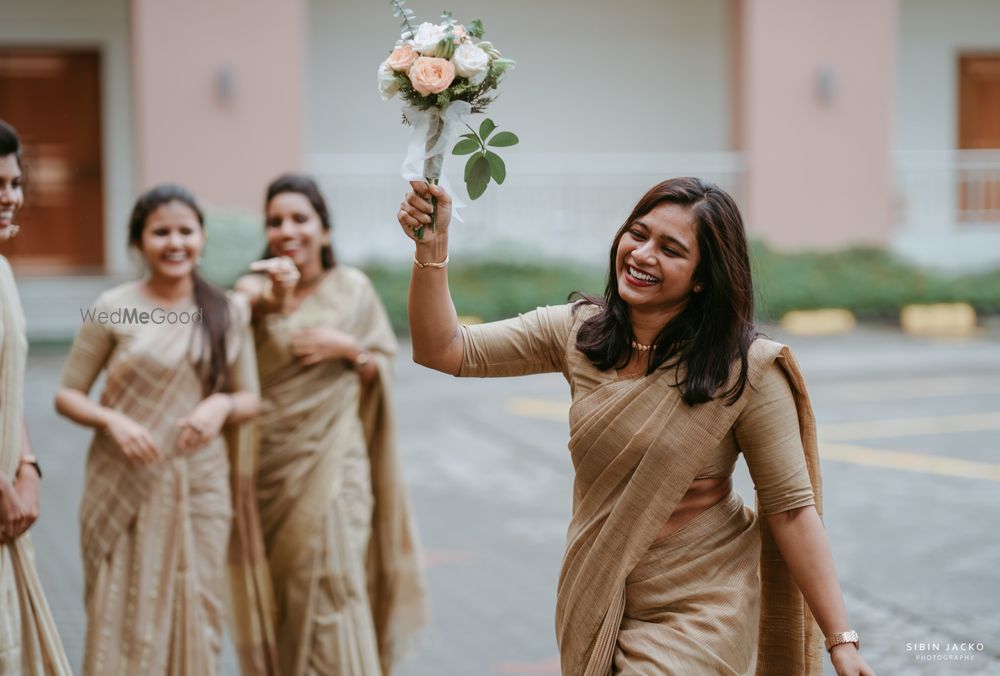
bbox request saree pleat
[614,492,759,675]
[254,266,426,675]
[0,255,72,676]
[62,283,277,675]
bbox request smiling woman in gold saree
[55,185,276,675]
[236,174,426,675]
[397,177,876,676]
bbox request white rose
[451,43,489,85]
[412,22,447,54]
[377,60,398,101]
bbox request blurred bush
[751,242,1000,320]
[200,209,266,288]
[363,262,606,334]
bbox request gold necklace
[631,340,656,352]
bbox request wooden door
[958,54,1000,223]
[0,49,105,272]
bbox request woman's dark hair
[128,184,232,395]
[262,173,336,269]
[0,120,22,166]
[575,177,756,406]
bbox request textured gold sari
[0,255,71,675]
[62,283,276,675]
[253,266,427,675]
[460,303,824,676]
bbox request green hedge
[200,209,266,288]
[363,262,606,334]
[750,243,1000,320]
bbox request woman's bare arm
[398,182,463,375]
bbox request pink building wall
[739,0,897,249]
[130,0,305,210]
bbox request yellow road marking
[821,443,1000,482]
[819,375,1000,402]
[821,411,1000,441]
[508,398,569,422]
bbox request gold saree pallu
[253,267,427,676]
[555,331,824,676]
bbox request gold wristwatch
[824,630,860,652]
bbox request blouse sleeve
[60,294,116,394]
[458,304,576,378]
[736,362,816,515]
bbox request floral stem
[389,0,416,36]
[418,110,446,239]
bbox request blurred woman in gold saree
[0,119,71,676]
[56,185,277,675]
[236,174,426,675]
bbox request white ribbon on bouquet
[401,100,472,221]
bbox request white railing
[895,150,1000,229]
[893,150,1000,270]
[306,152,746,265]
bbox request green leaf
[484,151,506,184]
[467,155,491,200]
[468,19,485,39]
[465,153,482,181]
[488,131,519,147]
[460,132,479,142]
[453,138,480,155]
[479,118,496,139]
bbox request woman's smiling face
[0,153,24,232]
[614,202,701,322]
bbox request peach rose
[387,43,418,72]
[408,56,455,95]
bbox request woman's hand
[103,409,162,465]
[248,256,300,308]
[831,644,876,675]
[398,182,452,242]
[0,471,36,543]
[10,466,40,539]
[290,327,358,366]
[176,394,231,453]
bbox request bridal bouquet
[380,1,519,237]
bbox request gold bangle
[17,454,41,480]
[413,254,449,269]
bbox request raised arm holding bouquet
[380,1,518,237]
